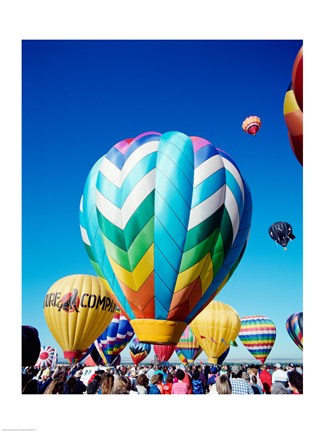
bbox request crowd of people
[21,361,303,395]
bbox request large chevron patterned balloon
[81,131,252,345]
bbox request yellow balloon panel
[190,300,241,363]
[44,274,117,362]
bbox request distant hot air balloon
[81,131,252,345]
[95,308,134,365]
[190,301,241,364]
[268,221,296,250]
[129,337,151,365]
[292,47,303,112]
[22,325,41,367]
[239,315,276,364]
[175,326,202,364]
[242,116,261,136]
[153,345,175,363]
[44,274,117,363]
[283,83,303,165]
[286,312,303,351]
[35,346,56,368]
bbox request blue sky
[22,39,303,363]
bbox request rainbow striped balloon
[95,308,134,365]
[286,312,303,351]
[82,131,252,345]
[239,315,276,363]
[175,326,202,364]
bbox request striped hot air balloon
[81,131,252,345]
[286,312,303,351]
[239,315,276,364]
[95,308,134,365]
[242,116,261,136]
[153,344,175,363]
[129,337,151,365]
[35,346,56,368]
[175,326,202,364]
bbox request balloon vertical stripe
[286,312,303,351]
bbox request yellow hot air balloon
[44,274,117,363]
[190,300,241,364]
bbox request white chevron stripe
[193,155,224,187]
[99,140,159,188]
[80,195,83,211]
[224,186,241,243]
[188,185,226,230]
[80,226,91,246]
[222,158,245,199]
[96,169,156,229]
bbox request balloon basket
[130,319,187,345]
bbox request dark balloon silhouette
[22,325,41,367]
[268,222,296,250]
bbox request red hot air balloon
[153,344,175,362]
[242,116,261,136]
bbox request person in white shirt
[271,363,288,387]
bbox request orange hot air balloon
[283,83,303,165]
[44,274,117,363]
[242,116,261,136]
[292,46,303,112]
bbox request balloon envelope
[242,116,261,135]
[95,308,134,364]
[292,47,303,112]
[239,315,276,363]
[153,344,175,362]
[286,312,303,351]
[283,83,303,165]
[129,337,151,365]
[44,275,117,363]
[175,326,202,364]
[268,221,295,249]
[87,131,251,345]
[190,301,241,364]
[22,325,41,367]
[35,346,56,368]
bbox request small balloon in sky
[268,221,296,251]
[242,116,261,136]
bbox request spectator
[288,370,303,394]
[229,365,253,395]
[172,369,190,394]
[272,363,288,388]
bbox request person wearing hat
[229,365,253,394]
[37,368,53,394]
[271,363,288,388]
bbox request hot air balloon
[286,312,303,351]
[283,83,303,165]
[129,337,151,365]
[190,301,241,364]
[44,274,117,363]
[268,221,295,250]
[82,131,252,345]
[239,315,276,364]
[242,116,261,136]
[292,47,303,112]
[35,346,56,368]
[22,325,41,367]
[153,344,175,363]
[175,326,202,364]
[95,308,134,365]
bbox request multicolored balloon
[286,312,303,351]
[22,325,41,367]
[129,337,151,365]
[82,131,252,345]
[43,274,117,363]
[190,301,241,364]
[35,346,56,368]
[95,308,134,365]
[268,221,295,250]
[239,315,276,364]
[153,344,175,363]
[242,116,261,136]
[175,326,202,364]
[283,83,303,165]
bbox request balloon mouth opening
[207,357,219,364]
[130,319,187,345]
[63,350,83,362]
